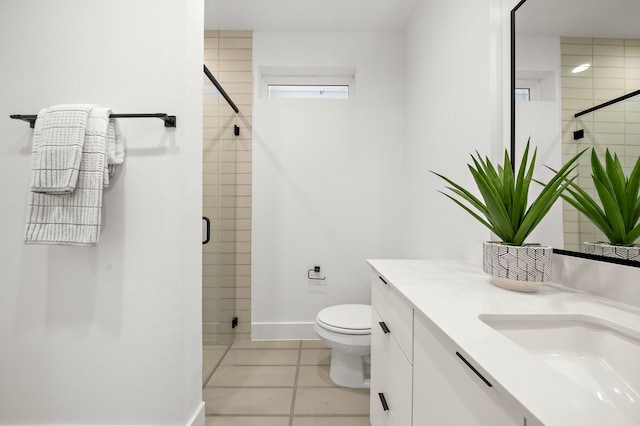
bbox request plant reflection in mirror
[560,149,640,247]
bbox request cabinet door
[413,313,522,426]
[370,308,413,426]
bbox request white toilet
[314,304,371,388]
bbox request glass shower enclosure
[202,63,239,381]
[202,29,252,386]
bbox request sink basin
[480,314,640,421]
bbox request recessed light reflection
[572,64,591,73]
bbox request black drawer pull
[379,276,388,285]
[455,352,492,387]
[378,321,390,334]
[378,392,389,411]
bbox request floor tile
[301,340,328,349]
[204,345,231,387]
[203,340,370,422]
[204,387,294,415]
[297,365,335,387]
[205,416,290,426]
[232,340,301,349]
[221,349,300,365]
[293,387,370,415]
[292,417,371,426]
[208,365,297,387]
[299,349,331,365]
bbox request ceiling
[206,0,640,37]
[204,0,418,31]
[516,0,640,39]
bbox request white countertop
[367,259,640,426]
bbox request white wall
[248,1,640,342]
[252,31,405,339]
[0,1,204,425]
[402,2,566,257]
[403,0,501,260]
[514,35,564,248]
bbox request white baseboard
[185,401,205,426]
[251,322,318,340]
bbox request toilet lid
[316,304,371,335]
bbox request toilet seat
[316,304,371,335]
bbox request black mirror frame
[510,0,640,268]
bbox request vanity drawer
[413,312,522,426]
[371,307,412,426]
[371,272,413,363]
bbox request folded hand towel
[25,106,121,246]
[105,118,125,187]
[29,104,96,194]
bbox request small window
[515,88,530,102]
[259,67,355,99]
[267,85,349,100]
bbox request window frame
[266,84,350,100]
[259,67,356,100]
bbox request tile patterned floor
[203,340,370,426]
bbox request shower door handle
[203,216,211,245]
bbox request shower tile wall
[561,37,640,251]
[204,30,253,344]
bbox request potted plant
[561,148,640,261]
[431,140,585,292]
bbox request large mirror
[512,0,640,265]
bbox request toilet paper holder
[308,266,326,280]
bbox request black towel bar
[10,113,177,128]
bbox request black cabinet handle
[203,216,211,245]
[455,352,492,387]
[379,276,388,285]
[378,321,390,334]
[378,392,389,411]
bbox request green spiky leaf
[430,139,585,246]
[559,148,640,246]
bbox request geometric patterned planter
[482,241,552,293]
[583,241,640,262]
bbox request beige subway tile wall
[561,37,640,251]
[204,30,253,344]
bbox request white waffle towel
[105,119,125,186]
[24,106,124,246]
[29,104,95,194]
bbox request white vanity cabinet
[369,266,540,426]
[413,312,525,425]
[370,274,413,426]
[367,259,640,425]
